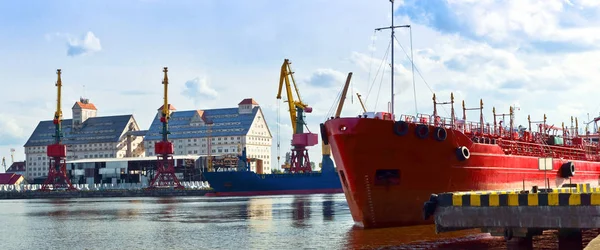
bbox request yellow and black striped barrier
[436,183,600,207]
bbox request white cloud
[0,114,26,146]
[305,68,348,88]
[181,76,219,104]
[66,31,102,56]
[45,31,102,56]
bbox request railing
[496,139,596,161]
[0,181,211,192]
[396,113,600,155]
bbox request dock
[423,183,600,249]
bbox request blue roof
[144,107,259,141]
[24,115,135,147]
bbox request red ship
[324,94,600,228]
[322,1,600,229]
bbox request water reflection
[0,194,434,249]
[291,196,311,228]
[344,224,486,249]
[47,199,75,219]
[247,197,273,232]
[322,194,334,221]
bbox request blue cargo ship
[203,147,343,196]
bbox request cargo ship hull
[203,170,343,197]
[324,117,600,229]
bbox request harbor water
[0,193,596,249]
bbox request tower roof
[73,101,97,110]
[238,98,258,105]
[157,104,177,111]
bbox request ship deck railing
[401,114,600,155]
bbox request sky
[2,0,600,170]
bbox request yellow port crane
[277,59,317,173]
[277,59,310,134]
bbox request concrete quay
[423,183,600,249]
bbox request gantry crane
[41,69,76,191]
[277,59,318,173]
[148,67,184,189]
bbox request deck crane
[148,67,184,189]
[356,92,367,113]
[41,69,76,191]
[277,59,318,173]
[320,72,353,173]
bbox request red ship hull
[324,117,600,229]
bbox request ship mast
[375,0,412,118]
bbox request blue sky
[2,0,600,169]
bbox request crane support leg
[149,155,183,189]
[41,157,76,191]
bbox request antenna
[10,148,15,164]
[374,0,412,118]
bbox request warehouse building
[144,98,273,173]
[23,98,145,182]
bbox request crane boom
[357,92,367,113]
[322,72,353,156]
[54,69,63,126]
[277,59,310,134]
[162,67,170,122]
[335,73,353,118]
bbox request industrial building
[65,156,197,185]
[144,98,273,173]
[23,98,145,182]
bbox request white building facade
[143,98,273,173]
[23,98,145,181]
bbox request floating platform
[0,188,214,200]
[423,183,600,249]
